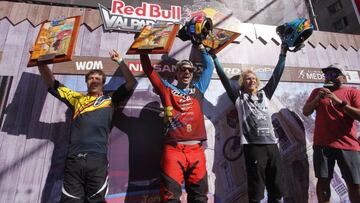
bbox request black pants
[243,144,283,203]
[61,153,108,203]
[313,145,360,184]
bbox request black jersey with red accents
[49,80,132,156]
[140,51,214,143]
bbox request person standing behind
[37,50,137,202]
[212,44,288,203]
[139,44,214,202]
[303,64,360,203]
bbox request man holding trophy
[137,15,214,202]
[36,50,137,202]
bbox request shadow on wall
[203,90,249,202]
[111,99,164,203]
[272,108,309,203]
[0,72,71,203]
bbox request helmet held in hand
[178,15,213,45]
[276,18,314,51]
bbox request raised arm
[212,54,238,104]
[38,63,78,109]
[108,50,137,106]
[38,63,55,88]
[262,44,288,99]
[109,50,137,91]
[194,45,215,94]
[140,54,166,95]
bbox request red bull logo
[99,0,181,32]
[111,0,181,21]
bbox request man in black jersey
[37,50,137,202]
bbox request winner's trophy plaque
[202,28,240,54]
[28,16,81,67]
[127,23,180,55]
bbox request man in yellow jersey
[38,50,137,203]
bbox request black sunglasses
[179,67,194,73]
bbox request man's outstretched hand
[109,49,123,63]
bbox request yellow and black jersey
[49,80,132,156]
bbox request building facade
[309,0,360,34]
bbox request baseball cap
[321,63,346,76]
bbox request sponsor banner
[52,56,360,84]
[53,56,177,77]
[287,68,360,84]
[220,64,360,84]
[98,0,241,33]
[99,0,181,32]
[53,56,115,74]
[52,56,204,78]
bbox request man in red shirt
[140,44,213,202]
[303,63,360,203]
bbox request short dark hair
[85,70,106,84]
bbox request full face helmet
[276,18,314,51]
[178,15,213,45]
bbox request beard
[324,80,341,90]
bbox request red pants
[160,143,208,203]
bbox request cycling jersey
[213,54,286,144]
[49,80,132,156]
[140,51,214,143]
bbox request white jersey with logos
[235,90,278,144]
